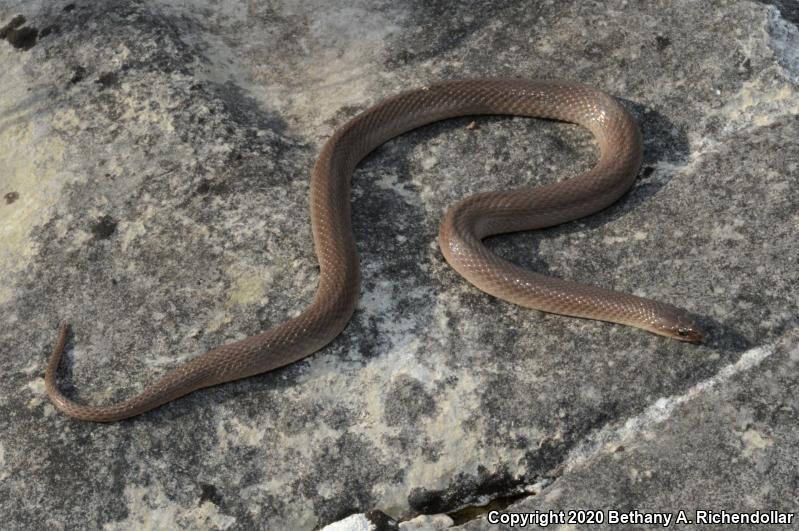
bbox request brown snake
[46,79,704,422]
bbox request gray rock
[0,0,796,529]
[455,330,799,530]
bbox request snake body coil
[46,79,703,422]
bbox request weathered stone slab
[0,0,796,529]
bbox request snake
[46,79,704,422]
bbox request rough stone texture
[456,333,799,530]
[0,0,796,529]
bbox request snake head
[653,307,705,343]
[672,323,704,343]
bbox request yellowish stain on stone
[710,219,747,241]
[68,229,93,251]
[53,107,82,130]
[543,486,563,503]
[722,80,798,127]
[273,420,341,462]
[741,428,774,457]
[206,263,275,332]
[216,417,266,451]
[0,119,66,304]
[119,219,149,252]
[119,93,177,134]
[24,378,46,397]
[228,263,272,306]
[27,396,45,410]
[23,379,58,416]
[206,311,234,334]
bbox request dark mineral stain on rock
[96,72,119,89]
[408,466,518,514]
[70,66,87,84]
[8,27,38,50]
[655,35,671,51]
[0,14,25,36]
[448,491,529,525]
[199,483,223,506]
[63,3,76,12]
[39,25,58,38]
[196,179,211,194]
[4,191,20,204]
[195,178,230,196]
[91,215,118,239]
[364,510,399,530]
[0,15,38,50]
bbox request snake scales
[46,79,703,422]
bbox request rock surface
[0,0,796,529]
